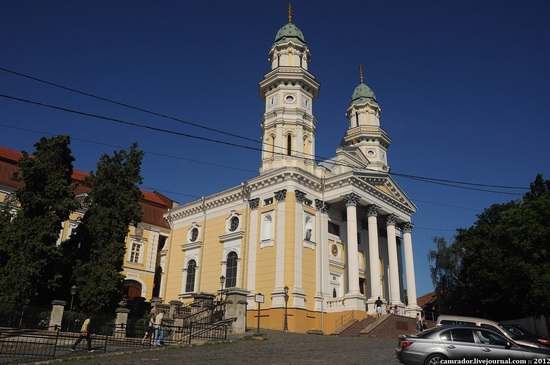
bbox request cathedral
[161,11,421,334]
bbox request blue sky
[1,1,549,299]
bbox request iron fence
[0,302,51,330]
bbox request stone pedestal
[114,308,130,339]
[225,288,250,334]
[48,300,66,331]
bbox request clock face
[190,228,198,242]
[331,244,338,257]
[229,216,239,231]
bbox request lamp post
[283,285,289,332]
[219,275,225,302]
[70,285,77,311]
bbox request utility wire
[0,66,261,145]
[0,92,529,196]
[0,66,530,193]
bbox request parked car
[500,324,550,351]
[396,325,550,365]
[436,315,550,351]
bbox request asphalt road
[50,330,398,365]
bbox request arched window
[225,252,238,288]
[269,135,275,157]
[261,213,273,241]
[286,134,292,156]
[185,260,197,293]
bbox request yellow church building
[160,13,421,334]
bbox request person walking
[374,297,383,317]
[71,313,94,353]
[142,312,155,346]
[153,311,164,346]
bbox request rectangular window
[129,241,142,263]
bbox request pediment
[356,173,417,213]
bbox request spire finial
[359,64,364,83]
[288,3,293,23]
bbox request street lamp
[283,285,289,332]
[220,275,225,292]
[70,285,77,311]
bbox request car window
[450,329,475,343]
[480,324,500,332]
[501,325,524,336]
[440,330,451,341]
[475,329,508,346]
[440,320,475,326]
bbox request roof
[417,292,437,308]
[349,82,379,107]
[0,145,173,228]
[273,22,306,46]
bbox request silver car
[396,325,550,365]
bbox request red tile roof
[0,145,174,228]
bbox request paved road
[51,330,398,365]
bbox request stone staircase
[334,314,434,339]
[334,317,378,337]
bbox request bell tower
[342,65,391,172]
[259,5,320,174]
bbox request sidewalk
[43,329,398,365]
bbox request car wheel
[425,354,447,365]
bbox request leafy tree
[66,144,143,312]
[427,237,462,314]
[429,174,550,320]
[0,136,76,305]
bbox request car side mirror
[505,342,512,349]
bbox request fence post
[114,308,130,339]
[48,300,66,331]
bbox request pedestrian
[421,314,428,331]
[153,311,164,346]
[71,313,94,353]
[393,305,398,315]
[374,297,383,317]
[142,312,155,346]
[416,314,422,331]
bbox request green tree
[429,174,550,320]
[427,236,462,315]
[0,136,76,305]
[67,144,143,312]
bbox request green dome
[273,22,306,46]
[349,82,378,107]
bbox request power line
[0,66,531,194]
[0,66,261,146]
[0,92,529,196]
[0,122,258,174]
[0,93,262,153]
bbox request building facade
[162,16,421,334]
[0,146,175,304]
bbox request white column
[367,205,382,304]
[343,193,361,295]
[314,198,330,311]
[272,189,287,307]
[246,198,260,309]
[386,214,403,306]
[343,193,364,310]
[403,222,421,315]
